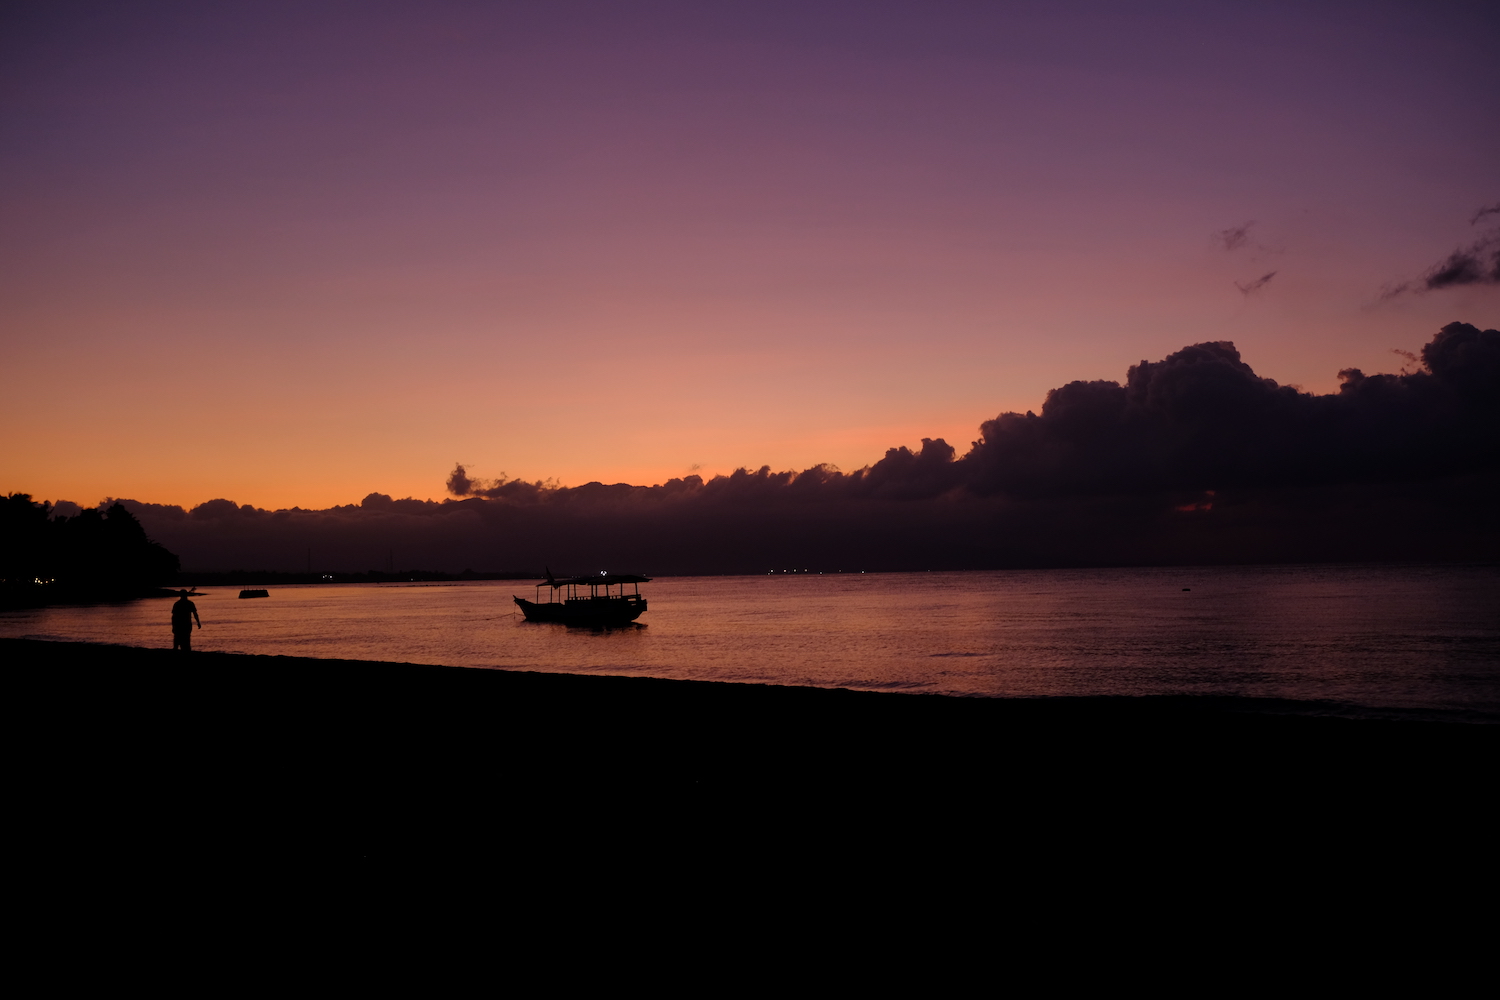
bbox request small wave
[929,652,988,658]
[834,678,938,691]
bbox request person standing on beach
[171,591,200,651]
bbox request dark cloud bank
[111,322,1500,574]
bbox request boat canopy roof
[541,571,652,588]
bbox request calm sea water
[5,565,1498,719]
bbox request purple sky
[3,0,1497,509]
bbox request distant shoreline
[16,558,1500,603]
[175,568,542,586]
[0,571,541,609]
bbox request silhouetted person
[171,591,200,651]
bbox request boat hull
[514,596,646,625]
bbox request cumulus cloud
[110,323,1500,573]
[446,464,478,496]
[447,464,558,502]
[966,322,1499,498]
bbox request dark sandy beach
[9,637,1493,868]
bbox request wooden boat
[514,569,649,625]
[238,589,270,599]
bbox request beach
[11,637,1494,866]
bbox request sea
[5,564,1498,722]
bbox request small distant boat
[238,589,270,599]
[514,568,649,625]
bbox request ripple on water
[2,565,1497,716]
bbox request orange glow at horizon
[2,5,1497,513]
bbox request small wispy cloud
[1383,232,1500,299]
[1235,271,1277,296]
[1380,201,1500,300]
[1425,233,1500,289]
[1214,221,1256,251]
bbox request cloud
[1214,221,1256,251]
[1234,271,1277,296]
[965,322,1499,498]
[1422,233,1500,290]
[1382,205,1500,297]
[49,500,83,520]
[446,463,558,501]
[111,323,1500,573]
[446,464,478,496]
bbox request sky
[2,0,1497,511]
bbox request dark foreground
[9,638,1494,872]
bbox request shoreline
[5,635,1494,725]
[11,637,1494,863]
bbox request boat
[514,568,649,626]
[238,588,270,599]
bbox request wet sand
[9,638,1493,867]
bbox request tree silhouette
[2,494,179,605]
